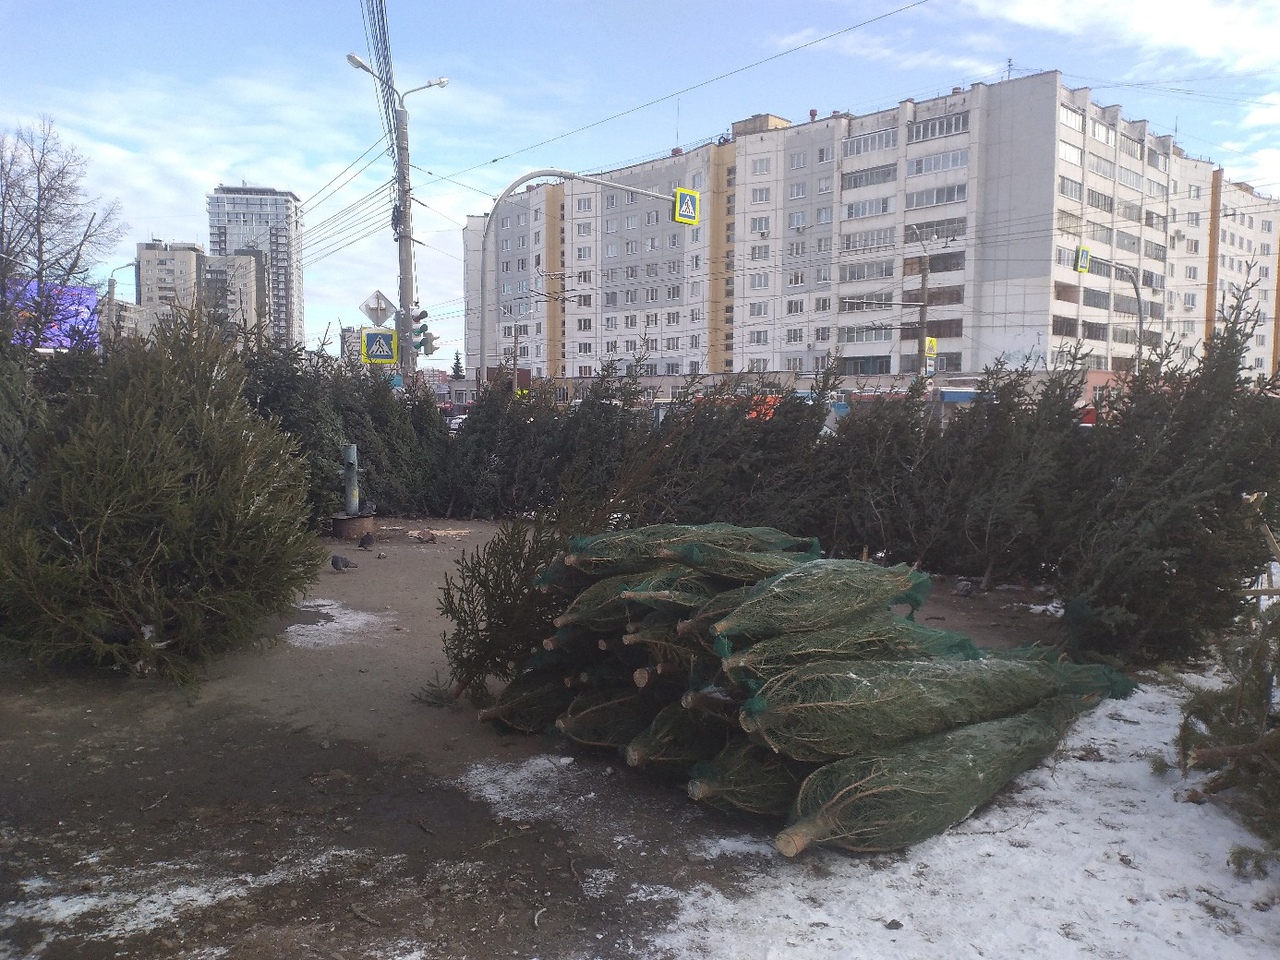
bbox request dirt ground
[0,520,1065,960]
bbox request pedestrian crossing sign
[362,328,398,364]
[673,188,700,225]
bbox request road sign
[361,327,398,364]
[925,337,938,358]
[925,356,936,377]
[360,290,396,326]
[673,188,700,225]
[1075,246,1091,273]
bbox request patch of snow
[459,680,1280,960]
[283,598,386,648]
[1028,599,1065,617]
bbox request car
[447,415,467,432]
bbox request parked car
[447,415,467,433]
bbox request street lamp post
[104,261,135,343]
[347,53,447,382]
[1114,263,1146,372]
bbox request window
[749,272,769,289]
[1118,200,1142,223]
[786,300,804,316]
[605,316,618,330]
[1082,288,1110,310]
[816,236,833,252]
[1090,119,1116,146]
[666,311,680,325]
[666,285,681,299]
[789,182,807,200]
[907,216,967,242]
[846,197,894,219]
[750,216,771,234]
[664,337,680,350]
[905,149,968,177]
[625,215,639,230]
[842,164,897,190]
[839,292,893,312]
[1089,154,1116,179]
[843,127,898,157]
[576,222,592,236]
[646,237,659,251]
[646,210,660,226]
[1119,135,1143,160]
[1117,167,1143,190]
[1086,189,1115,214]
[817,176,833,195]
[1115,230,1139,253]
[500,216,511,229]
[604,242,618,258]
[576,316,593,330]
[840,259,894,282]
[814,298,832,313]
[748,330,769,345]
[1187,238,1200,254]
[749,301,768,317]
[843,355,891,375]
[842,226,896,250]
[747,358,769,372]
[1059,176,1083,201]
[578,342,593,354]
[907,111,969,143]
[1059,141,1083,166]
[646,287,659,301]
[787,240,807,257]
[788,270,805,286]
[750,244,771,260]
[500,238,511,252]
[576,246,592,261]
[691,172,704,190]
[646,263,659,277]
[751,157,771,175]
[604,292,618,307]
[790,152,807,170]
[604,218,618,233]
[905,184,966,209]
[625,315,638,329]
[576,197,592,212]
[1059,104,1084,132]
[817,146,834,164]
[788,211,808,229]
[751,187,771,203]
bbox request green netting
[554,684,680,748]
[739,658,1064,762]
[532,552,601,597]
[722,613,980,683]
[554,565,693,631]
[660,542,809,585]
[621,570,724,614]
[677,586,754,648]
[989,647,1138,699]
[775,696,1089,856]
[566,524,820,576]
[479,669,578,733]
[625,702,732,776]
[687,736,818,816]
[710,560,931,643]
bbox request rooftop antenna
[1006,59,1012,82]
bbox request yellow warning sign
[925,337,938,358]
[673,188,700,225]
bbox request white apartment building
[463,70,1280,395]
[134,240,268,337]
[207,185,304,346]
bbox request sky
[4,0,1280,363]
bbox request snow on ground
[457,679,1280,960]
[282,598,386,648]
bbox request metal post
[342,444,359,517]
[394,105,415,382]
[1123,265,1145,372]
[917,252,929,379]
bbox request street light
[347,53,448,381]
[104,261,135,342]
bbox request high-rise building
[207,185,304,346]
[463,70,1280,397]
[135,241,205,328]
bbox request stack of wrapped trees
[478,523,1133,856]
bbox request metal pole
[917,252,929,379]
[1125,266,1144,372]
[394,105,415,382]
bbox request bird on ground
[331,555,358,573]
[358,532,375,551]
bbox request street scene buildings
[462,70,1280,401]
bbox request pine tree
[0,306,327,680]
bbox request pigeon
[331,554,358,573]
[358,532,375,551]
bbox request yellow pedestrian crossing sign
[673,188,700,225]
[925,337,938,358]
[361,327,398,364]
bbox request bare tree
[0,117,126,349]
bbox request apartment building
[463,70,1280,394]
[207,185,304,347]
[134,240,268,336]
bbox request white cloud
[961,0,1280,72]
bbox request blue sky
[3,0,1280,361]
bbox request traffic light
[421,331,439,355]
[412,319,429,351]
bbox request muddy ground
[0,520,1064,959]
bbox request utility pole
[347,54,447,384]
[393,102,415,382]
[917,248,930,379]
